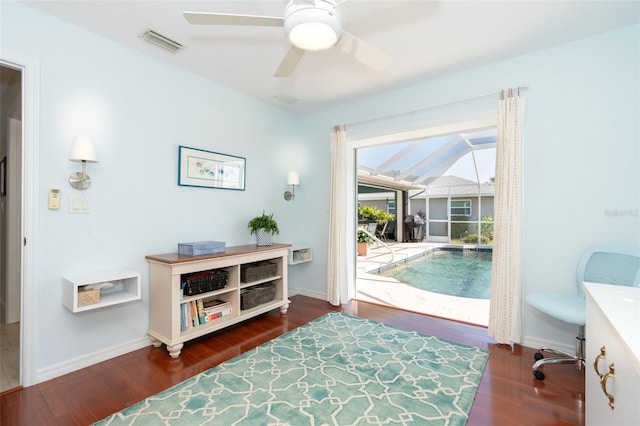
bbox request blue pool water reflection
[379,249,493,299]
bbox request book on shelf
[180,303,186,331]
[190,300,198,327]
[197,298,206,325]
[180,299,232,331]
[204,307,232,322]
[180,302,194,332]
[203,298,232,322]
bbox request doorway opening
[0,63,22,392]
[354,127,496,326]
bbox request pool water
[379,249,492,299]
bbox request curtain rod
[343,86,528,129]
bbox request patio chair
[526,245,640,380]
[366,222,377,235]
[384,221,396,241]
[375,221,388,241]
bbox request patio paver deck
[356,241,490,326]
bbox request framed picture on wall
[178,146,246,191]
[0,156,6,197]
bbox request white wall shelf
[288,246,312,265]
[62,269,141,313]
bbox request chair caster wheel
[534,352,544,361]
[533,370,545,380]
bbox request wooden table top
[145,243,292,264]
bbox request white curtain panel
[488,89,527,345]
[327,126,348,305]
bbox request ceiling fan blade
[274,46,306,78]
[336,31,391,72]
[184,11,284,27]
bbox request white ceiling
[21,0,640,114]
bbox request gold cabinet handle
[600,363,615,410]
[593,346,606,378]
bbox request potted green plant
[248,211,280,246]
[357,228,376,256]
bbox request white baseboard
[34,303,575,386]
[36,292,326,384]
[522,335,575,356]
[289,287,326,301]
[36,336,151,384]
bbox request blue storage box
[178,241,226,256]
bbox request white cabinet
[584,282,640,426]
[288,245,312,265]
[146,244,290,358]
[62,269,141,313]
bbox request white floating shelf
[288,246,312,265]
[62,269,141,313]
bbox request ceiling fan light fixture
[289,21,338,50]
[284,0,341,51]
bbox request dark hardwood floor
[0,295,584,425]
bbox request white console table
[146,244,291,357]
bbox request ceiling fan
[184,0,391,78]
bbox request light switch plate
[69,197,90,214]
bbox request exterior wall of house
[412,196,495,221]
[425,199,447,220]
[408,196,495,240]
[424,199,447,237]
[428,222,448,237]
[480,197,494,219]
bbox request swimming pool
[378,249,493,299]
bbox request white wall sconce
[284,171,299,201]
[69,137,98,190]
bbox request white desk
[584,282,640,425]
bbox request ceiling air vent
[273,93,299,104]
[140,29,184,53]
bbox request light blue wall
[297,24,640,347]
[2,3,301,375]
[3,0,639,379]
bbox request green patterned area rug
[96,312,488,425]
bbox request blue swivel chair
[526,245,640,380]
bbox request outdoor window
[387,200,396,215]
[450,200,471,216]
